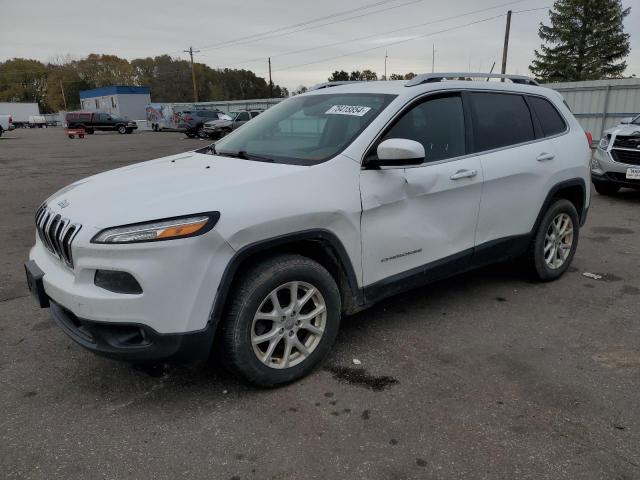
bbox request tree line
[0,54,289,113]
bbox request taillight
[585,131,593,147]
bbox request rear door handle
[450,169,478,180]
[536,152,555,162]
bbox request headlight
[92,212,220,244]
[598,136,610,150]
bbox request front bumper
[28,222,236,335]
[49,300,214,362]
[591,148,640,189]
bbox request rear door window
[528,96,567,137]
[469,92,535,151]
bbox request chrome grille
[35,204,82,267]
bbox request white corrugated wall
[545,79,640,140]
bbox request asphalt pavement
[1,128,638,479]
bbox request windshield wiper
[218,150,275,162]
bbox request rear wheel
[594,182,620,196]
[525,199,579,281]
[220,254,341,387]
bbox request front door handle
[536,152,555,162]
[450,169,478,180]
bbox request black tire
[152,123,158,132]
[125,128,133,134]
[196,125,208,139]
[85,127,94,134]
[0,127,3,137]
[220,254,341,387]
[525,198,580,282]
[117,125,127,134]
[594,182,620,196]
[185,131,197,138]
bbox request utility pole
[431,44,435,73]
[384,50,388,80]
[59,80,67,111]
[268,57,273,97]
[184,46,200,102]
[500,10,512,81]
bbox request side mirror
[620,117,633,124]
[368,139,425,168]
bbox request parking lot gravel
[1,128,639,479]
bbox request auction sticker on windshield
[325,105,372,116]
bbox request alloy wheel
[251,281,326,369]
[544,213,574,269]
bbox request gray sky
[1,0,637,91]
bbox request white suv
[26,73,591,386]
[591,114,640,194]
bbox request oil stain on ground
[325,366,399,391]
[591,226,635,235]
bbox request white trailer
[0,102,40,128]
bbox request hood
[45,151,305,229]
[604,123,640,137]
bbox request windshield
[217,113,232,120]
[632,115,640,125]
[213,93,396,165]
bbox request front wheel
[196,125,208,139]
[525,199,579,282]
[117,125,127,134]
[220,254,341,387]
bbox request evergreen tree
[530,0,631,82]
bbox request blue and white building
[79,86,151,121]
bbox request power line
[192,0,413,52]
[260,13,508,76]
[218,0,532,69]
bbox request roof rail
[405,73,539,87]
[309,81,362,91]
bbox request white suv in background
[591,114,640,194]
[26,73,591,386]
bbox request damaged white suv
[26,73,591,386]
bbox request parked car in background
[28,115,47,128]
[26,73,591,387]
[0,114,15,136]
[176,110,227,138]
[591,114,640,194]
[65,112,138,134]
[202,110,262,138]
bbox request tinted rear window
[528,96,566,137]
[470,93,535,151]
